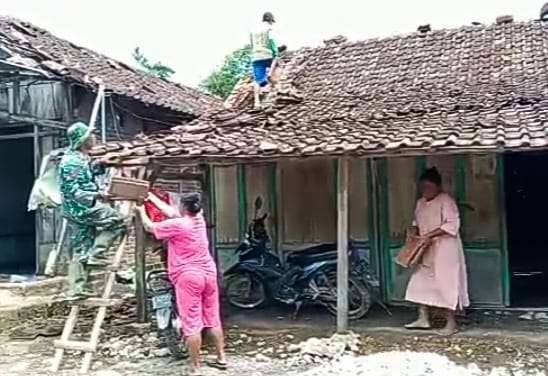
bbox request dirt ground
[1,286,548,375]
[1,302,548,375]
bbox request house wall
[212,154,507,308]
[0,76,174,274]
[213,159,376,280]
[381,154,505,307]
[0,79,69,120]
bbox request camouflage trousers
[66,202,126,297]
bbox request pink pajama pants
[175,271,221,337]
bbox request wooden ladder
[51,228,130,373]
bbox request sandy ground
[1,281,548,375]
[0,322,547,375]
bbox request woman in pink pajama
[138,192,226,376]
[405,167,469,336]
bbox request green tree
[200,45,251,99]
[133,47,175,80]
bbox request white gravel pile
[298,352,546,376]
[289,332,360,364]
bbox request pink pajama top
[152,213,216,283]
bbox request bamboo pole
[89,85,105,130]
[44,220,68,277]
[101,92,107,143]
[337,157,349,332]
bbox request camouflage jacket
[58,150,105,220]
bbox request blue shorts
[252,59,273,87]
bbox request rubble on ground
[298,352,547,376]
[288,332,360,364]
[99,332,164,360]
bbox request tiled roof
[0,17,221,116]
[93,19,548,163]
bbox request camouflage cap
[67,122,93,150]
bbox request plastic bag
[144,188,170,222]
[27,150,63,211]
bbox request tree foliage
[200,45,251,99]
[133,47,175,80]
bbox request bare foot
[405,319,431,330]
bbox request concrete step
[0,276,67,297]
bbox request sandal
[404,320,431,330]
[435,328,459,337]
[187,368,202,376]
[206,359,228,371]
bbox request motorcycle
[147,268,187,359]
[224,197,374,320]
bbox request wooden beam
[337,157,349,332]
[237,164,247,239]
[0,131,56,140]
[0,110,68,130]
[64,83,74,123]
[275,162,285,265]
[11,80,20,114]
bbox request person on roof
[58,122,126,300]
[250,11,279,109]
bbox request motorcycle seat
[285,243,337,266]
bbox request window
[245,164,273,235]
[426,155,457,197]
[388,157,417,244]
[463,155,500,244]
[349,159,369,241]
[214,166,239,243]
[281,159,336,244]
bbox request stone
[287,344,300,353]
[255,354,269,362]
[152,348,171,357]
[9,362,28,372]
[94,371,122,376]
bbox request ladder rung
[107,265,119,272]
[54,340,97,353]
[78,298,121,307]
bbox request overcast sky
[1,1,542,87]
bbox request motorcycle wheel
[325,275,372,320]
[148,301,187,360]
[225,272,267,309]
[159,313,187,360]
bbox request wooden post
[134,210,147,323]
[134,167,147,323]
[33,124,41,274]
[337,157,349,332]
[275,163,285,265]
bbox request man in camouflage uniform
[59,122,126,299]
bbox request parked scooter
[224,197,372,319]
